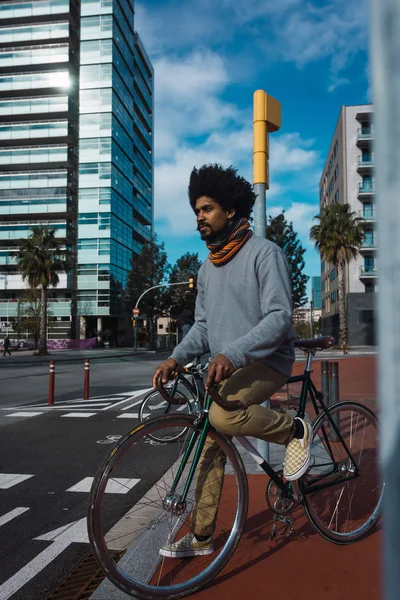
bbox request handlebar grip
[156,374,187,405]
[207,387,247,411]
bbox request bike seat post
[305,350,314,373]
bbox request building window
[334,165,339,180]
[362,149,372,162]
[330,291,337,304]
[361,121,371,135]
[334,140,338,157]
[0,22,69,45]
[364,256,375,272]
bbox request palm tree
[17,226,67,355]
[310,203,364,348]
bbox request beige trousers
[190,362,295,537]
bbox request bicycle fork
[162,405,211,515]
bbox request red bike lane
[190,356,381,600]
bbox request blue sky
[135,0,370,299]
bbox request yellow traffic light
[188,277,195,289]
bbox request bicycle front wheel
[88,415,248,599]
[139,389,193,442]
[303,401,383,544]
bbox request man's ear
[227,208,236,220]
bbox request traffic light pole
[253,90,281,465]
[133,280,193,353]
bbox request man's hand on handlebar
[206,354,235,389]
[152,358,178,389]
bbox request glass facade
[0,0,154,341]
[0,0,79,339]
[77,0,153,323]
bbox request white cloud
[270,133,319,173]
[154,133,320,236]
[153,52,240,158]
[136,0,368,90]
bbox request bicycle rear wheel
[303,401,383,544]
[139,389,192,442]
[88,415,248,599]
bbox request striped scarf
[206,217,253,266]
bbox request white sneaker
[159,533,214,559]
[283,418,312,481]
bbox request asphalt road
[0,350,170,413]
[0,351,177,600]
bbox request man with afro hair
[153,164,310,559]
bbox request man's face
[194,196,236,241]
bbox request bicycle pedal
[270,514,295,541]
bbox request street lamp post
[133,280,194,353]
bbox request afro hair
[188,164,257,219]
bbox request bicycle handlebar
[156,370,247,411]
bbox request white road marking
[117,412,149,419]
[120,388,153,410]
[0,507,29,528]
[103,389,151,410]
[0,518,89,600]
[6,412,44,418]
[61,412,97,418]
[66,476,140,494]
[0,474,34,489]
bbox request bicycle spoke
[89,415,246,598]
[305,402,382,543]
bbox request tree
[125,236,170,346]
[310,203,364,347]
[266,212,308,308]
[17,226,67,355]
[11,289,56,349]
[168,252,202,314]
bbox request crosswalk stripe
[0,507,29,528]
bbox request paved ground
[93,355,381,600]
[0,353,380,600]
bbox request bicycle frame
[168,352,361,505]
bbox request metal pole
[133,281,192,352]
[371,2,400,597]
[254,182,270,463]
[321,361,329,404]
[84,358,90,400]
[48,360,55,405]
[133,320,138,354]
[254,183,266,236]
[328,361,340,441]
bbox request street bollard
[321,361,329,405]
[84,358,90,400]
[328,361,340,441]
[48,360,55,405]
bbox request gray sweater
[170,235,295,377]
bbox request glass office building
[0,0,153,342]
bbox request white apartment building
[319,104,375,346]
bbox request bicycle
[88,336,383,600]
[138,362,208,442]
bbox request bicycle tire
[139,389,193,442]
[88,414,248,599]
[303,401,383,544]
